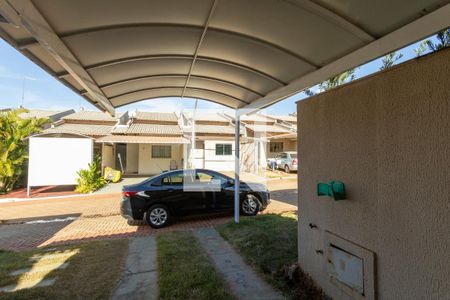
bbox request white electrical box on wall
[325,231,375,300]
[328,245,364,294]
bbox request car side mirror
[227,179,234,186]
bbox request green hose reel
[317,181,346,200]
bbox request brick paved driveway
[0,179,297,251]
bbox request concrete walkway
[112,236,158,300]
[95,177,149,194]
[195,228,284,300]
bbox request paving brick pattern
[0,179,297,251]
[0,185,78,199]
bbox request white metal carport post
[234,110,240,223]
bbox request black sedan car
[120,169,270,228]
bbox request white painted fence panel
[28,137,93,186]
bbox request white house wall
[203,140,235,171]
[192,148,205,169]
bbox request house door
[115,143,127,172]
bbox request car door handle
[167,189,174,193]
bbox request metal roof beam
[0,0,115,115]
[182,0,218,98]
[291,0,376,42]
[239,3,450,115]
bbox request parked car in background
[120,169,270,228]
[267,152,298,173]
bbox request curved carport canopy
[1,0,449,223]
[0,0,449,116]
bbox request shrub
[0,109,48,194]
[75,155,106,193]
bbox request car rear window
[290,154,297,158]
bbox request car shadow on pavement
[0,213,81,251]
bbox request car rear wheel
[145,204,170,228]
[284,165,290,173]
[241,194,259,216]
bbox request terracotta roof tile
[134,111,178,122]
[96,135,189,144]
[63,110,119,122]
[245,124,292,133]
[184,124,238,134]
[183,112,230,122]
[113,123,182,135]
[19,109,73,120]
[44,123,112,136]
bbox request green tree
[75,154,106,193]
[380,51,403,70]
[414,29,450,57]
[0,109,48,193]
[425,29,450,52]
[414,41,428,57]
[305,69,356,96]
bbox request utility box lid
[327,245,364,294]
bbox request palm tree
[304,69,356,96]
[0,109,48,193]
[380,51,403,70]
[425,29,450,52]
[414,28,450,57]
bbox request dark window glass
[158,173,184,186]
[270,142,284,153]
[152,145,171,158]
[215,144,232,155]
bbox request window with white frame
[270,142,284,153]
[215,143,232,155]
[152,145,171,158]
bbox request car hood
[240,181,268,192]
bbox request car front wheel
[241,194,259,216]
[145,204,170,228]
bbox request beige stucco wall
[101,144,114,171]
[297,48,450,299]
[126,143,139,173]
[138,144,183,174]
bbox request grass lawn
[216,212,324,300]
[157,231,234,300]
[0,239,128,299]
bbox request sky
[0,32,439,116]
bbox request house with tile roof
[38,110,187,176]
[181,112,243,171]
[29,109,296,186]
[224,112,297,171]
[18,108,75,129]
[104,111,187,174]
